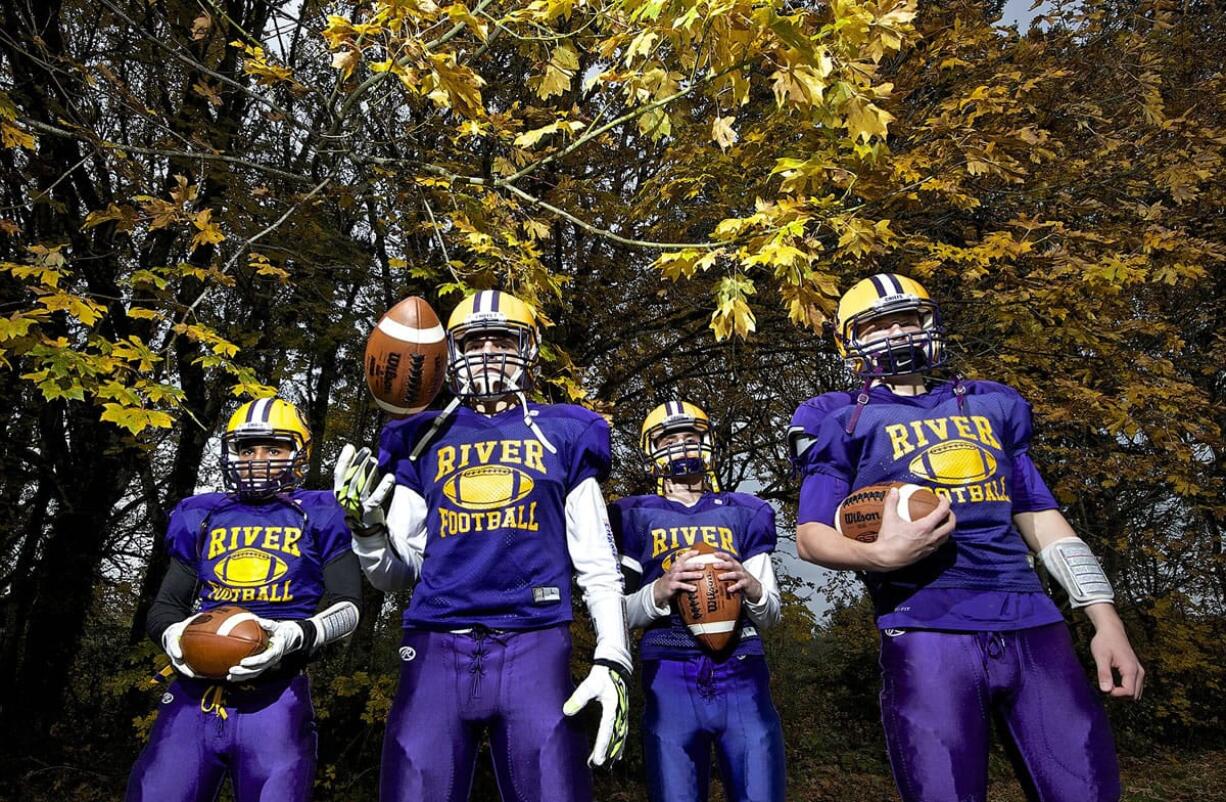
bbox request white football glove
[161,616,197,678]
[333,444,395,533]
[562,663,629,767]
[226,618,304,682]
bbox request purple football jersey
[610,492,776,660]
[378,402,610,630]
[166,490,352,620]
[791,380,1064,631]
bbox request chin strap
[515,389,557,454]
[409,396,462,461]
[844,378,874,436]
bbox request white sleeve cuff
[625,581,670,629]
[742,552,782,629]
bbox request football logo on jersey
[204,524,299,603]
[214,548,289,587]
[884,415,1011,505]
[908,440,998,484]
[442,465,535,510]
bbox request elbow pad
[1039,537,1115,608]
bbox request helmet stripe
[254,398,273,423]
[883,274,904,294]
[244,400,258,423]
[489,291,501,312]
[869,274,890,297]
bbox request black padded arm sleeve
[146,558,198,645]
[295,550,364,655]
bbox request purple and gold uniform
[791,380,1120,802]
[370,401,617,801]
[612,492,785,802]
[127,490,352,802]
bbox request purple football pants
[126,674,316,802]
[380,624,593,802]
[879,623,1121,802]
[642,654,786,802]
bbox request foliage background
[1,0,1224,799]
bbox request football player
[789,274,1144,802]
[334,290,631,802]
[610,401,785,802]
[128,397,362,802]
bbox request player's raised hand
[333,444,394,533]
[652,548,704,607]
[563,663,629,767]
[872,488,955,570]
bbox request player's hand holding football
[714,552,763,603]
[226,618,304,682]
[161,615,197,678]
[872,488,955,571]
[651,548,705,608]
[333,444,395,534]
[563,663,629,767]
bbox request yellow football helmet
[834,273,946,377]
[221,397,311,497]
[640,401,720,492]
[446,290,540,399]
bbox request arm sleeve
[145,558,198,644]
[788,398,856,482]
[611,500,670,629]
[789,399,856,525]
[1003,389,1059,512]
[739,503,781,627]
[565,476,631,673]
[295,550,364,655]
[164,499,202,565]
[742,552,782,628]
[379,422,425,495]
[566,417,612,490]
[797,472,850,526]
[1012,452,1058,512]
[352,484,427,592]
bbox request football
[677,542,741,652]
[835,482,943,543]
[179,605,268,679]
[364,296,447,416]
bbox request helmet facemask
[222,428,309,499]
[843,298,946,378]
[644,422,716,481]
[446,321,539,400]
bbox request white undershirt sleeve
[351,484,427,592]
[565,477,632,673]
[742,552,782,629]
[624,569,671,629]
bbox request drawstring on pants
[200,685,229,720]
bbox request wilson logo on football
[908,440,998,485]
[442,465,535,511]
[213,548,289,587]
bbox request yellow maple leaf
[712,116,738,151]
